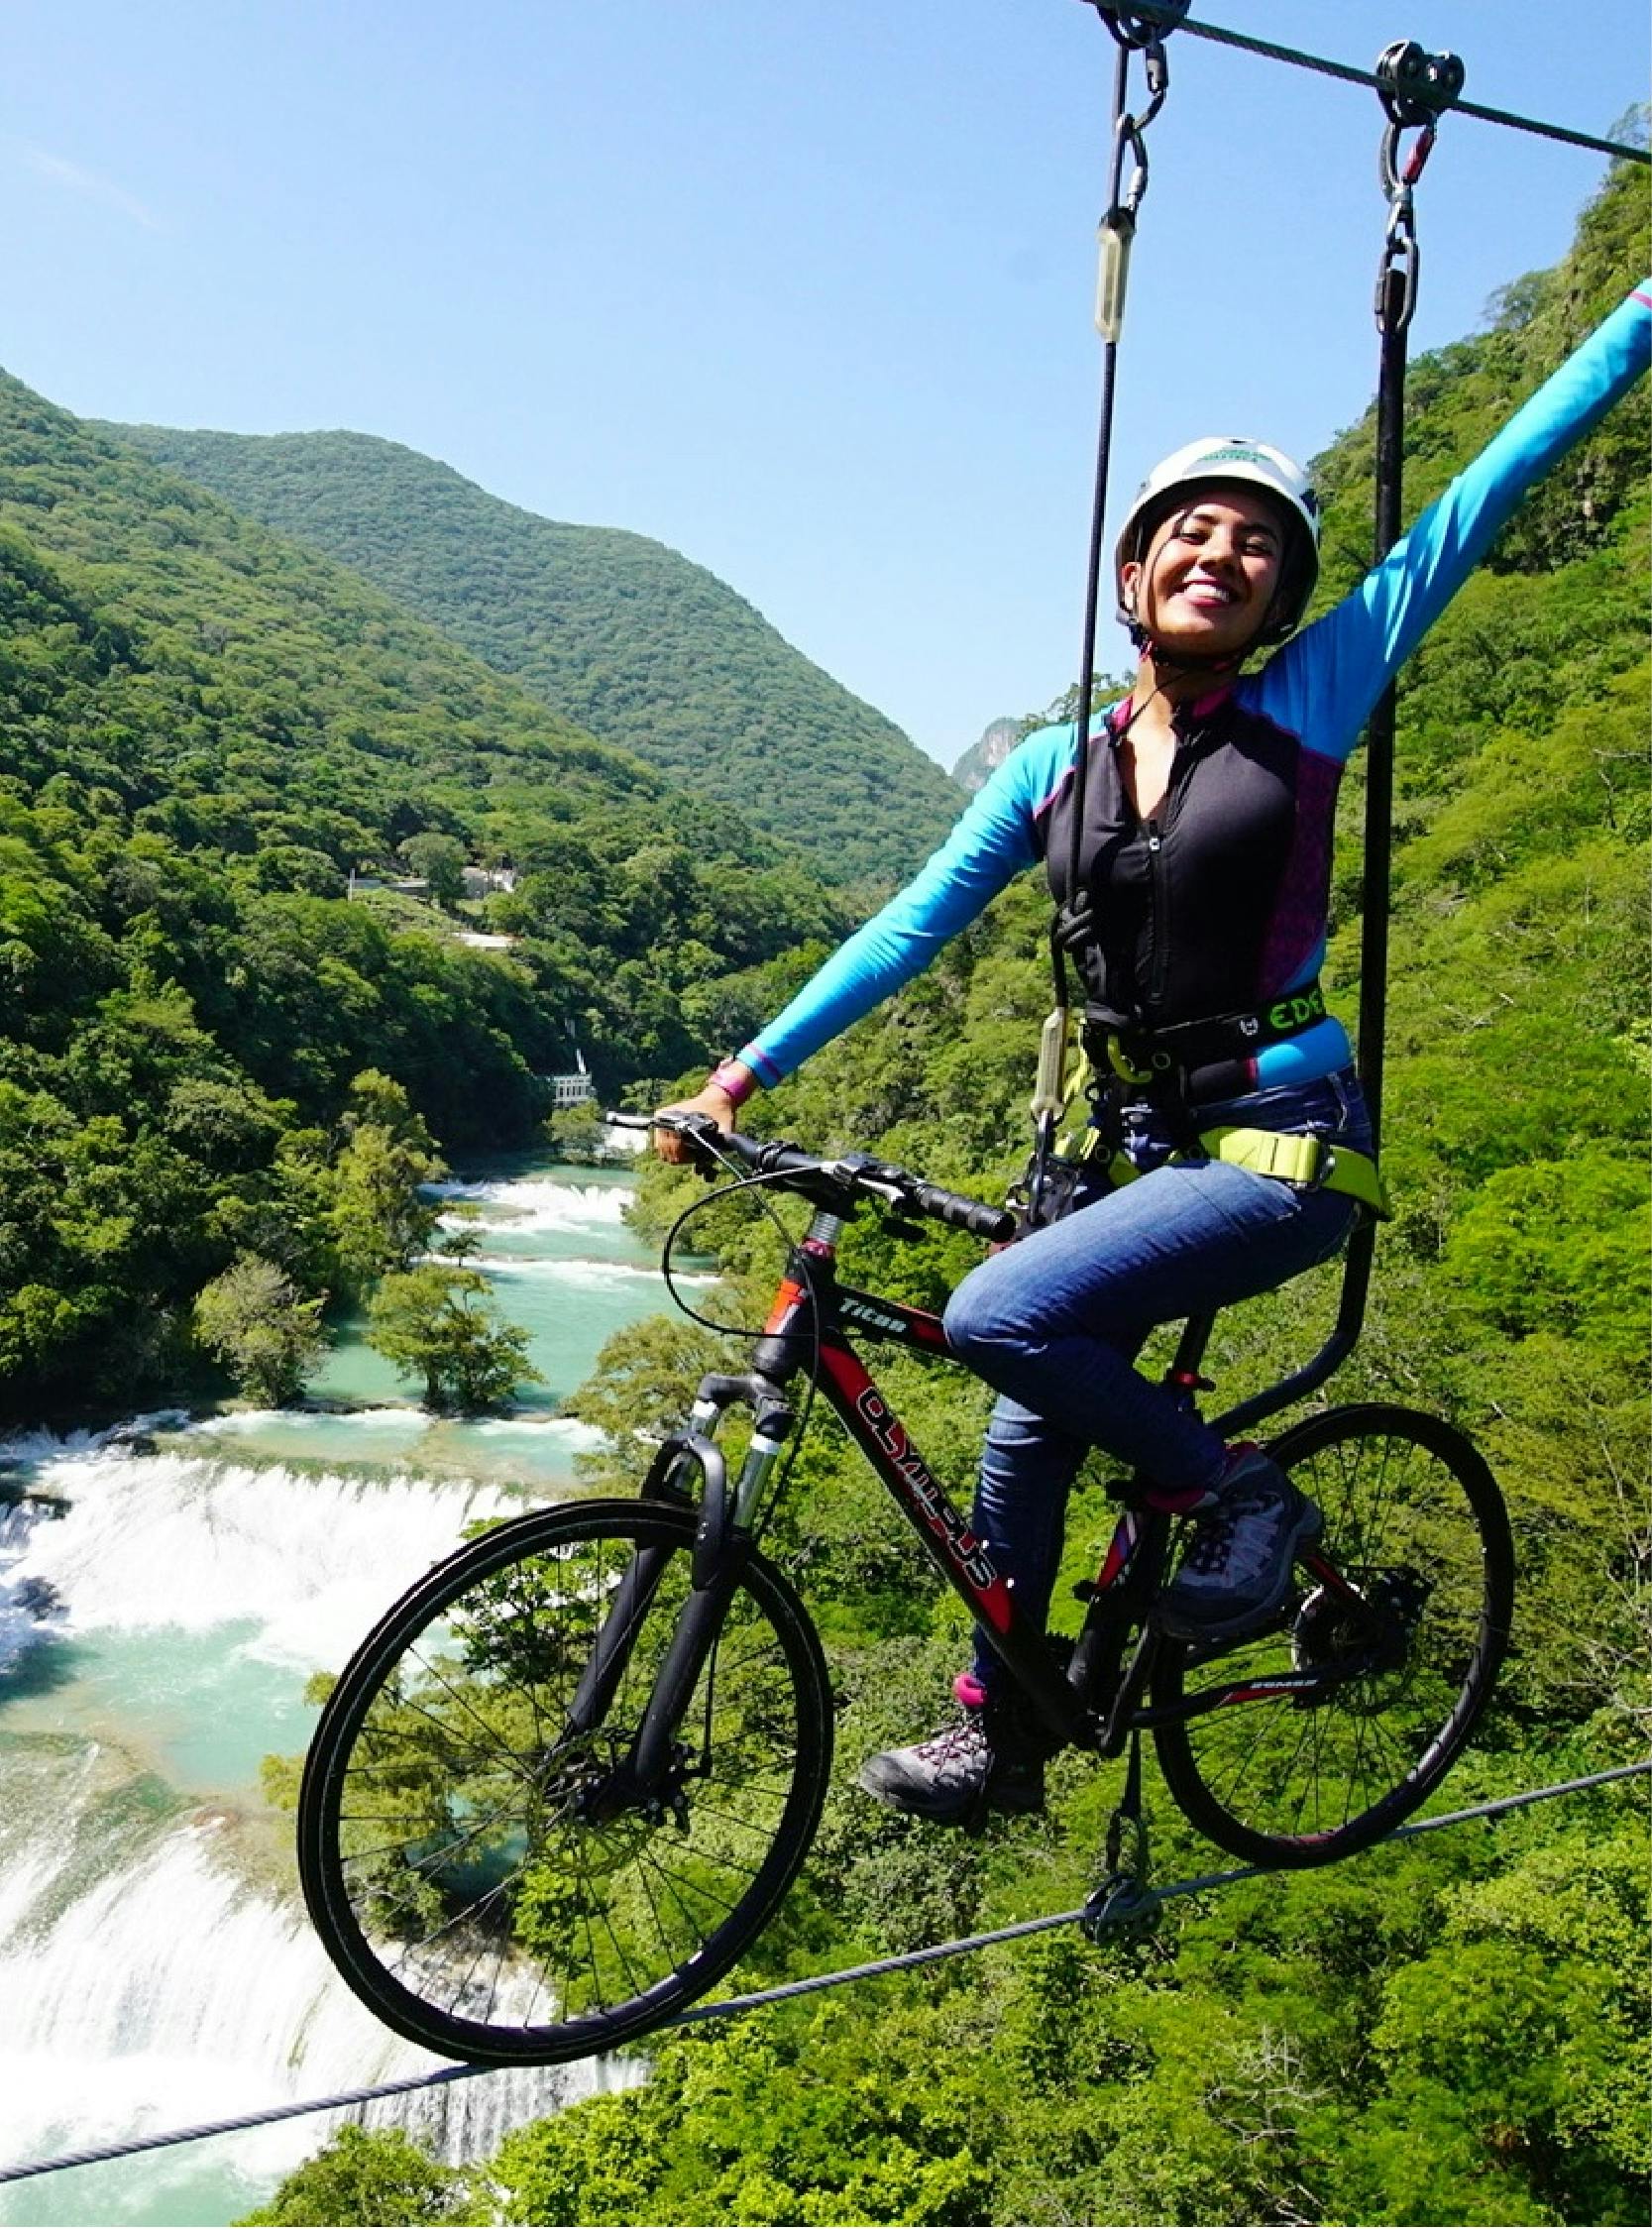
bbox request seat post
[1164,1311,1217,1401]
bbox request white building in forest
[549,1043,596,1108]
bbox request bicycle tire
[298,1498,832,2064]
[1153,1403,1513,1867]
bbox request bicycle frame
[608,1199,1391,1790]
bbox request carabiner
[1108,111,1152,224]
[1376,200,1420,337]
[1379,117,1438,202]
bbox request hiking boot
[1157,1446,1322,1644]
[858,1674,1046,1827]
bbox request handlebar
[606,1111,1018,1246]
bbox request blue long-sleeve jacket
[737,282,1651,1098]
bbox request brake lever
[673,1111,729,1172]
[612,1107,728,1174]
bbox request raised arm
[1260,279,1652,762]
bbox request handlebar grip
[908,1181,1018,1245]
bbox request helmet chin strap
[1123,584,1276,679]
[1128,622,1252,679]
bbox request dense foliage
[106,423,963,886]
[0,375,852,1413]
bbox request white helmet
[1115,436,1321,647]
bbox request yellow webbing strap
[1054,1045,1392,1218]
[1195,1125,1392,1219]
[1067,1115,1391,1218]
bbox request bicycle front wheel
[298,1498,832,2063]
[1154,1404,1513,1866]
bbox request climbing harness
[1037,1048,1392,1223]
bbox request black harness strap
[1084,975,1330,1083]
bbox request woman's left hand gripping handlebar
[652,1059,754,1165]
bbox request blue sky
[4,2,1645,768]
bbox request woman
[658,279,1651,1826]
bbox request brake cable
[1026,2,1185,1223]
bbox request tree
[192,1253,328,1405]
[366,1262,542,1413]
[547,1096,608,1163]
[235,2123,465,2227]
[398,831,467,911]
[326,1071,444,1296]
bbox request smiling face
[1122,488,1288,662]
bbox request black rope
[2,1759,1645,2188]
[1208,75,1437,1444]
[1086,2,1649,165]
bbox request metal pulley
[1081,1867,1163,1943]
[1375,39,1465,127]
[1082,1746,1159,1944]
[1089,0,1191,51]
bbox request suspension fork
[565,1428,721,1735]
[573,1364,799,1793]
[606,1227,829,1792]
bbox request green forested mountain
[248,168,1650,2226]
[0,373,849,1412]
[102,423,962,884]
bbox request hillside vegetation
[0,377,849,1413]
[105,424,963,885]
[248,166,1650,2227]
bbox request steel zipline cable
[0,1760,1645,2189]
[1081,1,1650,166]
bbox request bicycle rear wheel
[298,1498,832,2063]
[1154,1404,1513,1866]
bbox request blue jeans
[941,1069,1374,1691]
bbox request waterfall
[0,1776,618,2223]
[4,1440,521,1668]
[428,1176,634,1235]
[0,1434,620,2223]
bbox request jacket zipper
[1145,820,1168,1009]
[1144,730,1204,1013]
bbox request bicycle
[297,1114,1513,2065]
